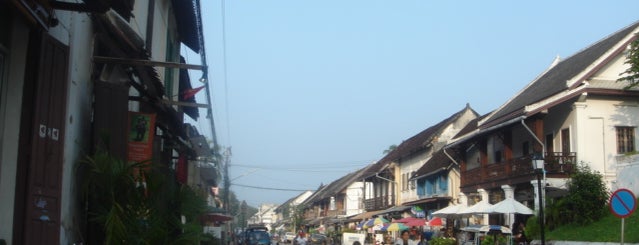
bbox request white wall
[574,97,639,189]
[43,8,96,244]
[345,182,364,217]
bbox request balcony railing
[325,210,346,217]
[462,152,576,187]
[364,195,394,211]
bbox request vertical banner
[176,155,188,184]
[127,112,156,165]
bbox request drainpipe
[442,148,459,203]
[520,118,546,245]
[520,119,547,193]
[443,148,459,166]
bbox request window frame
[616,126,636,154]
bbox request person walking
[295,230,308,245]
[394,231,411,245]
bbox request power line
[232,183,311,192]
[230,164,364,173]
[231,162,371,169]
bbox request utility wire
[221,0,231,143]
[232,183,311,192]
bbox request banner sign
[127,112,156,164]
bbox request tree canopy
[618,34,639,88]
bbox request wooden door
[22,32,69,245]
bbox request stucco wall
[574,97,639,188]
[346,182,364,217]
[46,9,95,244]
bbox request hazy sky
[190,1,639,207]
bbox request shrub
[565,163,609,225]
[430,237,456,245]
[525,216,540,241]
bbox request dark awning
[172,0,201,53]
[377,205,411,215]
[402,196,452,206]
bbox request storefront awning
[377,205,411,215]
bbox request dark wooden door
[22,32,69,245]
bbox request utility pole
[223,147,232,211]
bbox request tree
[383,144,398,154]
[564,163,609,225]
[618,34,639,88]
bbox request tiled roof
[451,113,490,141]
[411,148,459,180]
[482,21,639,127]
[362,105,478,179]
[303,164,375,205]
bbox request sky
[189,1,639,207]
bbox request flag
[182,85,205,100]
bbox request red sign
[127,112,156,164]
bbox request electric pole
[223,147,232,211]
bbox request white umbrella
[487,198,534,215]
[458,201,493,215]
[432,204,465,218]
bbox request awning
[201,213,233,223]
[402,196,452,206]
[377,205,411,215]
[349,210,384,221]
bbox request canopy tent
[458,201,493,216]
[487,198,534,215]
[432,204,466,218]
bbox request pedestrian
[514,222,527,245]
[394,230,411,245]
[295,230,308,245]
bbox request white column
[458,192,468,206]
[501,185,515,227]
[478,189,489,225]
[531,179,544,214]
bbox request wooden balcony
[364,195,394,211]
[462,152,576,188]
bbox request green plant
[80,150,211,244]
[481,234,508,245]
[430,237,456,245]
[525,215,540,241]
[565,163,609,225]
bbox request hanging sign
[127,112,156,164]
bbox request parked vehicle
[341,233,365,245]
[244,226,270,245]
[309,233,328,245]
[283,232,296,243]
[459,225,512,245]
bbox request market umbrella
[381,222,409,232]
[458,201,493,216]
[487,198,534,215]
[432,204,465,218]
[363,217,390,228]
[395,217,426,226]
[427,217,442,226]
